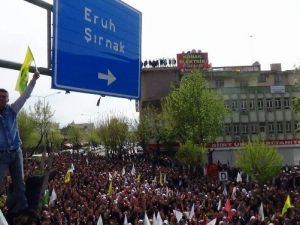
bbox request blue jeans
[0,148,28,213]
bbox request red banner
[177,52,210,72]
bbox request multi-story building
[140,60,300,165]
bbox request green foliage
[97,117,129,156]
[17,110,40,151]
[48,123,64,151]
[137,106,166,148]
[176,140,207,166]
[236,139,283,184]
[162,70,227,145]
[67,126,83,148]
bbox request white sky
[1,0,300,127]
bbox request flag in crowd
[207,218,217,225]
[236,172,242,182]
[258,202,264,221]
[0,209,8,225]
[49,188,57,206]
[131,164,136,176]
[281,195,291,216]
[122,167,126,176]
[15,46,36,94]
[159,172,163,186]
[123,214,128,225]
[144,212,151,225]
[97,215,103,225]
[189,203,195,220]
[173,209,183,223]
[64,169,72,184]
[108,180,113,194]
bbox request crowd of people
[1,151,298,225]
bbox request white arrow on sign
[98,69,116,86]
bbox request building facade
[141,62,300,165]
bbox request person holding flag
[0,47,39,216]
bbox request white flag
[163,173,167,183]
[86,158,89,165]
[124,214,128,225]
[109,172,113,181]
[144,212,151,225]
[97,215,103,225]
[131,164,136,176]
[203,166,207,176]
[231,187,237,200]
[70,163,75,172]
[156,211,163,225]
[189,203,195,220]
[258,203,264,221]
[173,210,183,223]
[217,199,222,211]
[0,210,8,225]
[152,212,157,225]
[236,172,242,182]
[122,167,126,176]
[49,188,57,206]
[207,218,217,225]
[223,185,228,196]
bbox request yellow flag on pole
[159,172,163,186]
[108,181,113,194]
[15,47,35,94]
[64,169,71,184]
[281,195,291,216]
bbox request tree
[97,117,129,157]
[17,109,40,153]
[67,126,83,151]
[29,99,55,153]
[137,106,166,152]
[162,71,227,145]
[176,140,207,176]
[47,123,63,152]
[84,129,100,150]
[235,139,283,184]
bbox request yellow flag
[281,195,291,216]
[108,181,113,194]
[159,172,163,186]
[136,174,141,183]
[64,170,71,184]
[15,47,35,94]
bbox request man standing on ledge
[0,71,39,215]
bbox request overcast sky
[1,0,300,127]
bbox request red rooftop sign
[177,52,211,72]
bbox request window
[231,101,237,111]
[240,100,247,110]
[285,122,291,133]
[241,124,248,134]
[284,98,290,109]
[275,98,281,109]
[257,99,264,110]
[215,80,224,88]
[258,74,266,83]
[266,99,273,109]
[251,124,257,134]
[249,99,255,110]
[259,122,265,132]
[274,74,283,85]
[240,81,248,87]
[268,123,274,133]
[295,122,299,132]
[224,100,230,109]
[233,124,239,135]
[225,125,231,135]
[277,122,283,133]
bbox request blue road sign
[52,0,142,99]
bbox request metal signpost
[52,0,142,99]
